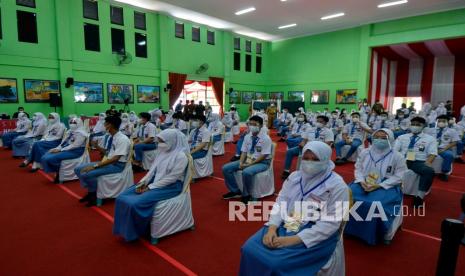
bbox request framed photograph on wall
[336,89,357,104]
[254,92,267,101]
[229,90,241,104]
[269,91,284,101]
[74,82,104,103]
[107,84,134,104]
[0,78,18,103]
[24,79,60,103]
[241,91,254,104]
[137,85,160,103]
[288,91,305,102]
[311,90,329,104]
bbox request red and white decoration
[368,37,465,115]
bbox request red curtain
[209,77,224,116]
[168,72,187,108]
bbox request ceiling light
[378,0,408,8]
[278,23,297,29]
[321,12,345,20]
[235,7,256,15]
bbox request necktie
[351,124,356,135]
[408,134,418,149]
[297,123,302,133]
[250,136,259,153]
[192,128,200,147]
[437,128,443,140]
[381,121,385,129]
[140,126,146,138]
[315,128,321,139]
[106,135,113,152]
[62,133,73,147]
[332,121,336,128]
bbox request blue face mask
[373,138,390,150]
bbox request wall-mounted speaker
[49,93,62,107]
[65,77,74,88]
[164,83,172,92]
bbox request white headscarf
[144,129,189,184]
[46,112,64,136]
[69,117,89,137]
[129,111,138,124]
[208,113,222,129]
[33,112,46,127]
[93,113,106,133]
[222,112,233,127]
[18,112,28,122]
[362,128,395,184]
[120,113,129,129]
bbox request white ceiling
[115,0,465,41]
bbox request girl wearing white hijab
[128,111,138,125]
[344,128,407,245]
[12,112,47,157]
[113,129,189,241]
[161,110,175,130]
[41,117,88,182]
[240,141,349,275]
[119,113,134,137]
[90,113,106,143]
[2,112,30,148]
[208,113,224,142]
[21,113,66,171]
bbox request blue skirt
[28,140,62,162]
[41,147,86,173]
[2,131,27,148]
[239,224,339,276]
[113,180,183,241]
[12,136,35,157]
[344,182,402,245]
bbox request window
[245,54,252,72]
[192,27,200,42]
[256,56,262,73]
[175,22,184,38]
[233,52,241,71]
[16,0,35,8]
[245,40,252,52]
[234,37,240,50]
[134,11,146,30]
[207,30,215,45]
[83,0,98,20]
[111,28,125,53]
[17,10,38,43]
[110,6,124,25]
[135,33,147,58]
[84,23,100,52]
[256,43,262,55]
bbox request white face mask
[191,121,200,128]
[297,117,304,122]
[315,122,324,128]
[48,118,57,124]
[122,117,128,122]
[410,126,423,134]
[249,126,259,134]
[69,123,78,131]
[332,115,338,119]
[158,142,169,152]
[352,117,360,123]
[437,122,447,128]
[301,160,326,175]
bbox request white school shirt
[43,123,66,141]
[24,122,47,138]
[15,120,31,132]
[58,131,87,151]
[137,122,157,141]
[189,125,211,150]
[342,122,369,141]
[372,119,393,131]
[354,148,407,189]
[267,171,349,248]
[106,131,131,162]
[172,119,188,131]
[230,111,240,123]
[241,132,272,160]
[424,127,460,149]
[290,122,310,137]
[303,127,334,143]
[394,132,438,161]
[279,112,293,124]
[208,121,225,136]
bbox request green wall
[1,0,465,120]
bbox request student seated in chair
[208,113,224,144]
[424,115,460,182]
[335,112,372,165]
[41,118,88,183]
[394,116,437,207]
[89,113,106,144]
[281,115,334,179]
[344,129,407,245]
[2,112,30,149]
[171,111,188,135]
[12,112,47,158]
[75,116,131,207]
[276,108,293,139]
[240,141,349,275]
[119,113,135,138]
[20,113,65,172]
[285,113,310,149]
[113,129,189,241]
[132,112,158,171]
[222,116,272,204]
[188,114,211,159]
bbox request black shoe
[241,196,251,204]
[278,138,286,142]
[335,158,346,165]
[230,155,240,162]
[413,196,424,208]
[54,174,60,184]
[232,141,238,144]
[85,192,97,207]
[438,173,449,182]
[222,191,242,200]
[79,193,91,203]
[281,171,290,180]
[29,168,39,173]
[19,162,28,168]
[132,164,144,172]
[455,158,465,164]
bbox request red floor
[1,132,464,276]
